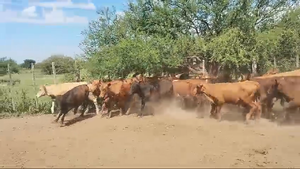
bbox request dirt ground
[1,102,300,168]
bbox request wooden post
[202,59,205,75]
[273,56,277,68]
[296,54,299,68]
[51,62,57,84]
[7,63,16,111]
[31,63,38,107]
[252,59,257,75]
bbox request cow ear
[107,83,111,88]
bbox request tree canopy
[39,55,75,75]
[80,0,300,79]
[20,59,36,69]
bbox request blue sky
[0,0,128,64]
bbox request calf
[193,81,261,123]
[54,81,101,126]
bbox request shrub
[0,88,51,118]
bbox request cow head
[99,82,112,99]
[36,85,47,98]
[88,79,101,93]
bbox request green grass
[0,69,66,118]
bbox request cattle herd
[35,69,300,127]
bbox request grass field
[0,69,66,117]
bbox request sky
[0,0,128,64]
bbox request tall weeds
[0,88,51,118]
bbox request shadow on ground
[64,114,96,126]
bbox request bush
[0,57,20,76]
[0,88,51,118]
[39,55,75,75]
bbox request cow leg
[244,101,258,124]
[101,103,108,118]
[88,93,99,115]
[108,109,113,119]
[118,101,126,116]
[93,98,99,115]
[83,105,90,115]
[51,100,55,114]
[209,104,217,119]
[73,107,78,115]
[60,112,67,127]
[80,106,86,117]
[53,111,63,123]
[125,94,138,115]
[214,105,223,121]
[139,97,146,118]
[253,102,262,121]
[265,99,274,119]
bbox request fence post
[252,59,257,75]
[51,62,57,84]
[31,63,38,107]
[273,56,277,68]
[7,63,16,111]
[202,59,205,75]
[296,54,299,68]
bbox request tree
[20,59,36,69]
[39,55,75,75]
[80,0,299,79]
[0,57,20,76]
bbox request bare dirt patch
[0,102,300,168]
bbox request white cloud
[0,6,88,24]
[41,7,88,24]
[33,0,96,10]
[21,6,37,18]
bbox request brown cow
[99,79,131,118]
[99,75,150,118]
[270,76,300,123]
[193,81,261,123]
[172,79,208,116]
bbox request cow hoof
[60,124,65,127]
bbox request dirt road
[0,104,300,168]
